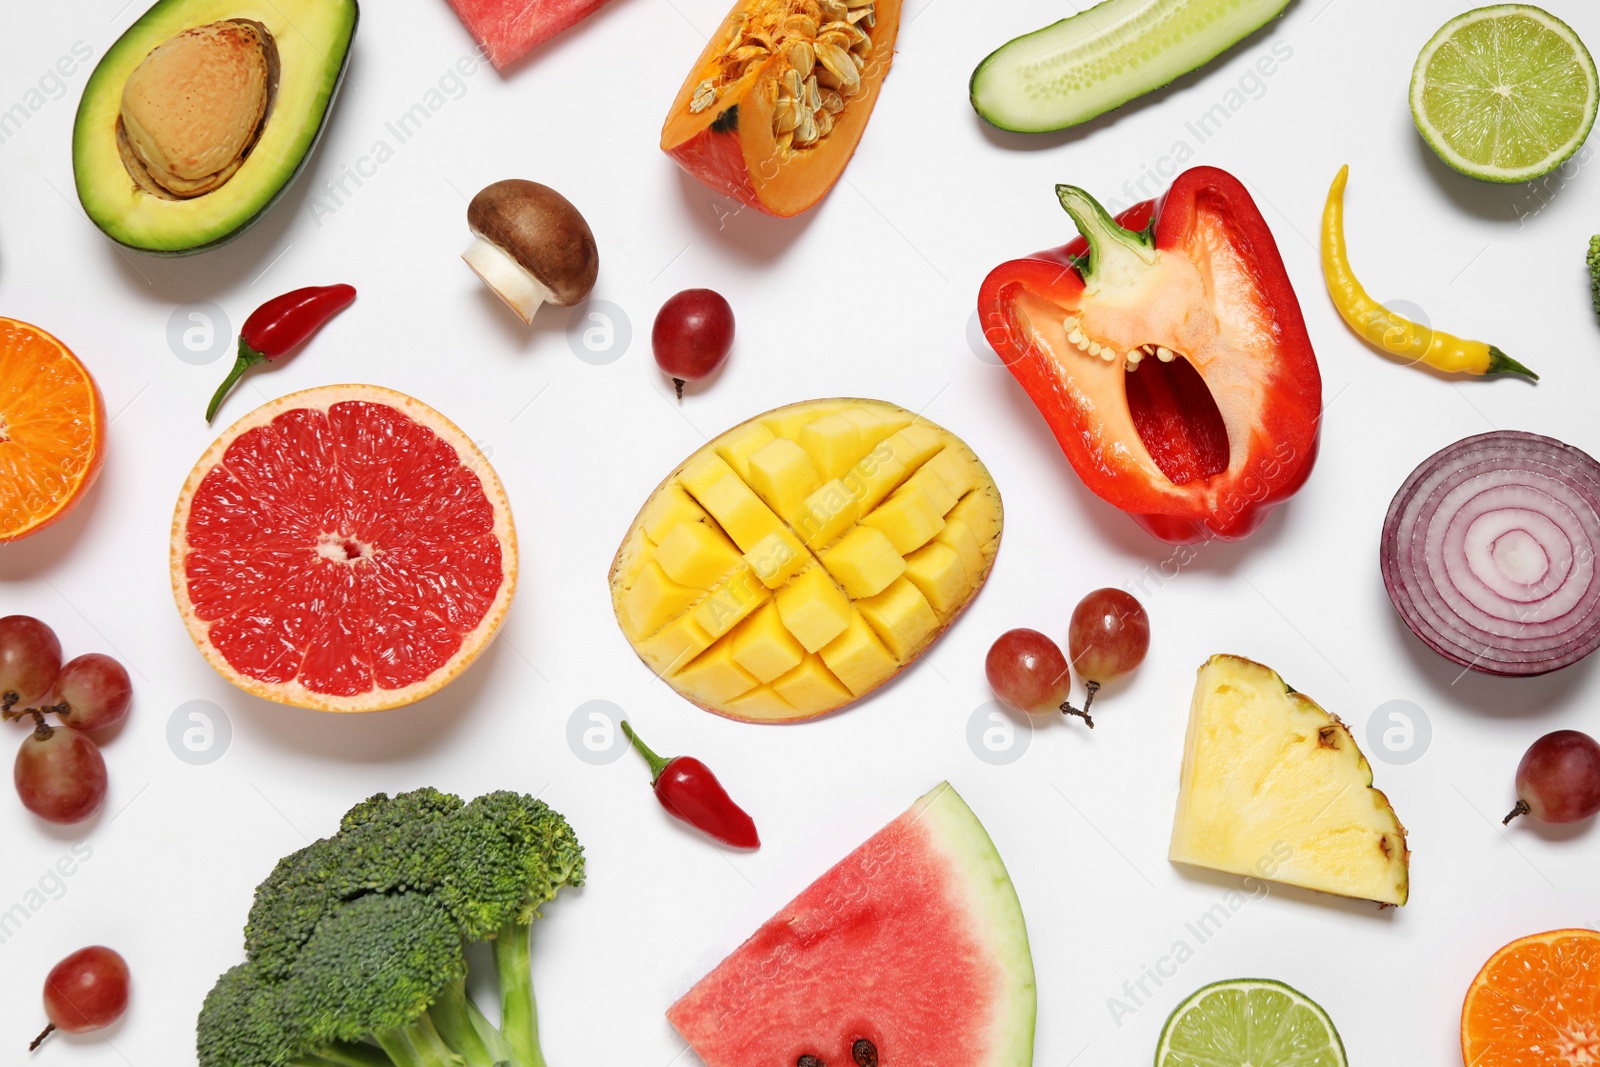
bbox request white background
[3,0,1599,1063]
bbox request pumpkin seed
[690,80,718,113]
[814,41,860,95]
[689,0,876,152]
[788,40,815,79]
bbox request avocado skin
[73,0,358,256]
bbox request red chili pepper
[205,284,357,422]
[978,167,1321,544]
[621,722,759,849]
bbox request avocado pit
[117,20,278,200]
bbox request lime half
[1411,5,1598,183]
[1154,979,1347,1067]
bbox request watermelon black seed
[852,1039,878,1067]
[797,1057,822,1067]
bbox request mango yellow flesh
[1169,655,1410,906]
[610,399,1002,722]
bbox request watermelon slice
[669,782,1036,1067]
[443,0,615,70]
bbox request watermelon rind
[912,782,1038,1064]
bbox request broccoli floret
[1589,235,1600,317]
[199,788,585,1067]
[435,791,586,939]
[338,787,463,835]
[286,894,463,1055]
[197,964,295,1067]
[197,964,393,1067]
[243,838,344,982]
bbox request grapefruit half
[171,384,516,712]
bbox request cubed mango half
[610,399,1003,722]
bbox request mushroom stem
[462,235,554,324]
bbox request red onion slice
[1381,431,1600,676]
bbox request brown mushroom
[462,180,599,323]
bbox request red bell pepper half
[978,166,1321,545]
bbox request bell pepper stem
[205,342,269,423]
[620,721,671,784]
[1056,184,1158,290]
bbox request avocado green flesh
[970,0,1292,134]
[73,0,357,255]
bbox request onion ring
[1381,431,1600,676]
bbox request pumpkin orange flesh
[661,0,901,218]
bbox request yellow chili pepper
[1321,165,1535,380]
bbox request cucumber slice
[971,0,1294,134]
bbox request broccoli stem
[430,976,514,1067]
[373,1014,467,1067]
[494,922,545,1067]
[299,1048,397,1067]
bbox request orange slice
[1462,928,1600,1066]
[0,318,106,543]
[171,384,517,713]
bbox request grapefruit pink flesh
[668,782,1036,1066]
[173,385,515,712]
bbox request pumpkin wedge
[662,0,901,218]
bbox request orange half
[1462,928,1600,1066]
[0,318,106,543]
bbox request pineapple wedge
[610,399,1002,722]
[1169,655,1410,906]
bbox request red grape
[54,654,132,732]
[1504,730,1600,825]
[1068,588,1150,683]
[653,289,734,398]
[986,629,1071,717]
[0,615,62,708]
[15,724,106,824]
[33,946,130,1049]
[1058,589,1150,723]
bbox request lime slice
[1410,5,1598,183]
[1155,979,1347,1067]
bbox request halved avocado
[73,0,357,256]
